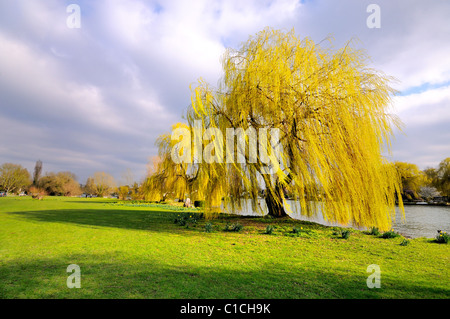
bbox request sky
[0,0,449,184]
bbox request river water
[225,199,450,239]
[391,205,450,238]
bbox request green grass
[0,196,448,299]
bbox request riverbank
[402,201,450,206]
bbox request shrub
[224,223,243,232]
[369,227,380,236]
[341,229,351,239]
[287,226,320,239]
[292,226,302,234]
[174,213,202,227]
[435,230,449,244]
[28,186,46,200]
[174,215,187,226]
[264,225,275,234]
[332,228,351,239]
[381,230,401,239]
[232,223,243,232]
[400,239,410,246]
[204,222,214,233]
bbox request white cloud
[393,85,450,125]
[389,85,450,169]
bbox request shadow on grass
[1,252,448,299]
[7,209,179,232]
[63,200,117,204]
[7,209,333,237]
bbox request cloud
[389,122,450,169]
[286,0,450,91]
[387,85,450,169]
[0,0,449,182]
[393,85,450,126]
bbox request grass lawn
[0,196,448,299]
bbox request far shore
[401,201,450,206]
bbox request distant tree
[129,182,141,200]
[0,163,31,194]
[436,157,450,198]
[418,186,441,201]
[394,162,426,200]
[84,177,96,196]
[423,167,439,188]
[32,160,43,186]
[40,172,81,196]
[118,185,130,200]
[116,169,135,200]
[88,172,116,197]
[39,173,60,195]
[59,172,82,196]
[120,168,135,187]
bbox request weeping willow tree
[173,28,404,231]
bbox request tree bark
[265,182,288,218]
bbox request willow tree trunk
[264,182,288,218]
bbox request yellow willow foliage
[184,28,404,231]
[394,161,427,198]
[149,122,228,212]
[140,177,162,202]
[143,123,192,201]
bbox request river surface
[225,199,450,238]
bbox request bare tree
[87,172,116,197]
[120,168,135,187]
[33,160,43,186]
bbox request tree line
[394,158,450,202]
[1,156,448,203]
[0,160,130,200]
